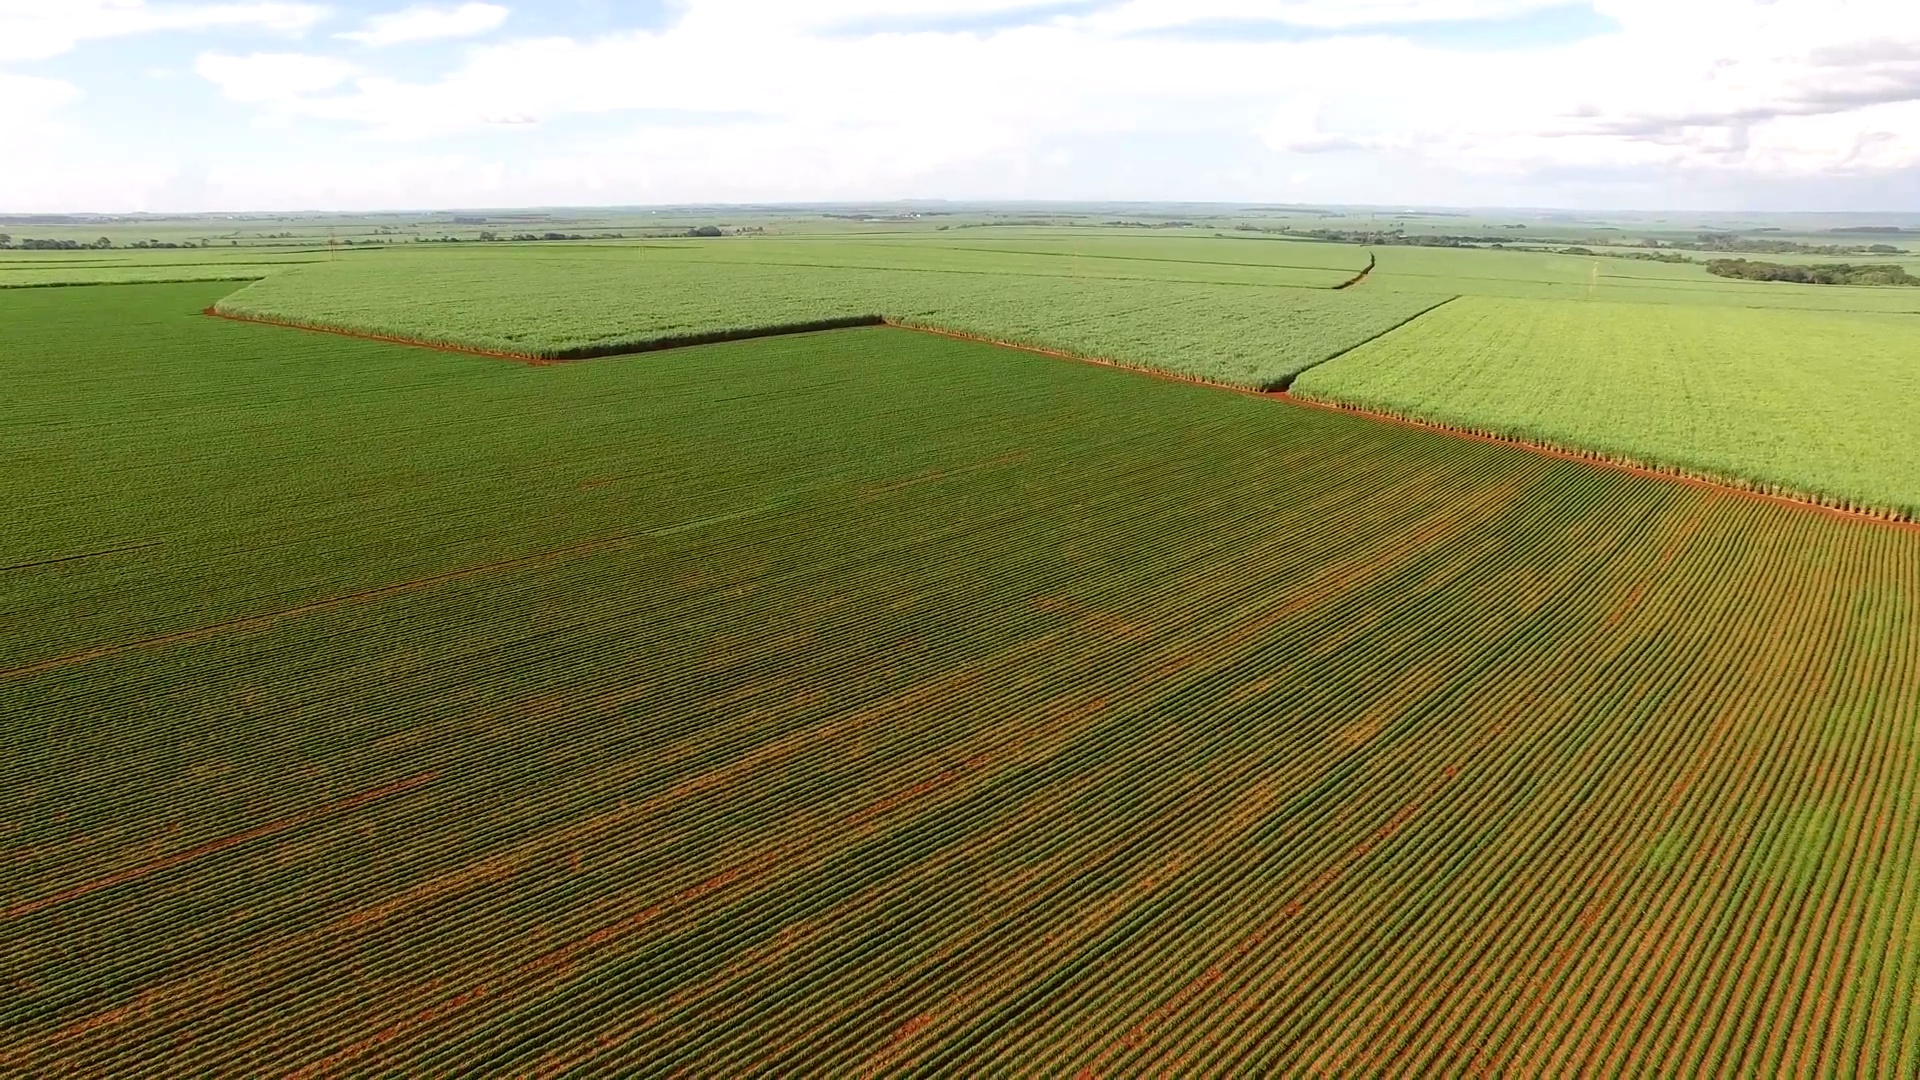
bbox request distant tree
[478,231,498,242]
[0,233,11,247]
[96,237,113,248]
[1706,257,1920,286]
[685,225,724,238]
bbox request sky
[2,0,1918,213]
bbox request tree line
[1705,258,1920,287]
[0,235,209,250]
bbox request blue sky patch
[1140,3,1621,51]
[825,1,1108,38]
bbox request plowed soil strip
[5,771,438,921]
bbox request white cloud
[17,0,1920,210]
[175,0,1919,197]
[336,3,507,47]
[1261,99,1374,154]
[668,0,1092,32]
[0,1,328,62]
[194,51,357,102]
[0,71,83,140]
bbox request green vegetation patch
[1292,295,1920,517]
[6,284,1920,1075]
[1706,258,1920,287]
[213,245,1446,389]
[1362,245,1920,313]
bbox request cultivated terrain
[4,205,1919,1074]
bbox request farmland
[186,230,1920,516]
[208,239,1432,389]
[6,281,1920,1073]
[0,247,343,288]
[1292,297,1920,518]
[1355,243,1920,313]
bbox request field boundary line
[205,306,566,363]
[1331,251,1377,290]
[2,540,162,574]
[882,320,1288,399]
[203,306,885,363]
[1280,391,1920,529]
[681,255,1347,292]
[925,242,1367,279]
[887,321,1919,530]
[1268,293,1459,391]
[0,276,266,291]
[5,771,438,922]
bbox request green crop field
[1292,296,1920,518]
[184,232,1920,515]
[1359,245,1920,314]
[6,282,1920,1074]
[211,242,1439,388]
[0,248,343,288]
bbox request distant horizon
[6,200,1920,224]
